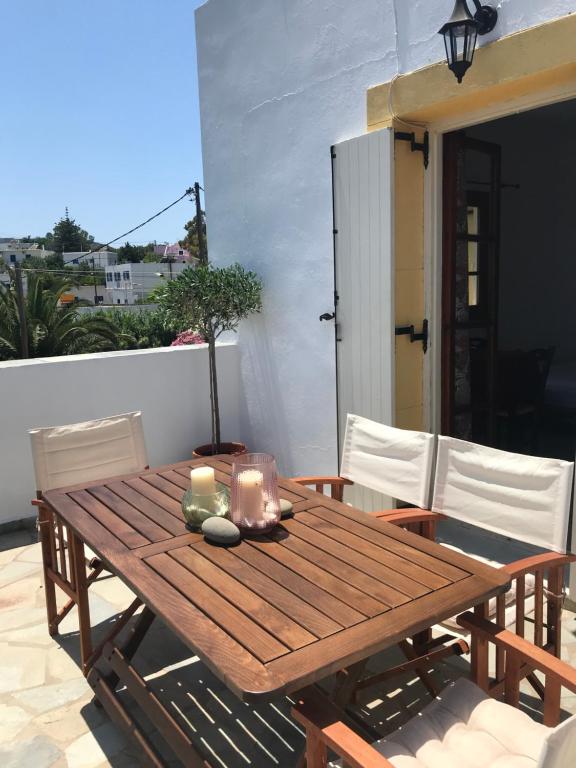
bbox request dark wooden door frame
[441,132,501,441]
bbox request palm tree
[0,270,126,361]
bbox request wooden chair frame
[35,495,104,672]
[291,476,574,702]
[293,611,576,768]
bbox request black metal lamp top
[438,1,498,84]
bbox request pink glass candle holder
[230,453,280,536]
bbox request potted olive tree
[157,263,262,455]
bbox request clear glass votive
[230,453,280,536]
[181,483,230,531]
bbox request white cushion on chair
[432,436,574,553]
[29,411,148,492]
[370,678,553,768]
[340,414,435,509]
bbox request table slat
[192,541,345,637]
[146,553,290,664]
[170,546,317,650]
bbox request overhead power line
[61,187,195,266]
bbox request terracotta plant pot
[192,442,247,458]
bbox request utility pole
[91,257,99,305]
[14,263,29,358]
[194,182,207,265]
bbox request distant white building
[104,262,188,305]
[63,251,117,268]
[0,241,54,265]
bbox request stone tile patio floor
[1,528,576,768]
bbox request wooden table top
[44,456,510,701]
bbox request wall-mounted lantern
[438,1,498,83]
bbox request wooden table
[43,456,510,766]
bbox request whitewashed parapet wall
[0,344,241,526]
[195,0,576,478]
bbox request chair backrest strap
[340,414,435,509]
[29,411,149,492]
[432,436,574,553]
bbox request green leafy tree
[155,264,262,451]
[95,308,176,349]
[117,242,146,264]
[44,210,97,255]
[180,212,206,260]
[0,271,125,361]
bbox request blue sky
[1,0,206,245]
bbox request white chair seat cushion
[438,544,535,631]
[371,678,550,768]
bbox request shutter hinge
[395,319,429,353]
[394,131,429,170]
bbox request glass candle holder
[181,482,230,531]
[230,453,280,536]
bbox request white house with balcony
[104,261,189,304]
[0,241,54,265]
[63,250,118,268]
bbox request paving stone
[65,722,128,768]
[1,622,56,647]
[0,575,44,613]
[0,704,33,742]
[13,678,90,714]
[0,560,41,589]
[46,645,86,683]
[16,541,44,564]
[0,734,62,768]
[0,643,46,694]
[0,604,46,631]
[36,700,106,745]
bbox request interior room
[445,98,576,461]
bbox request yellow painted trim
[368,13,576,129]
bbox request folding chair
[381,435,575,704]
[294,612,576,768]
[293,414,465,698]
[30,411,149,671]
[292,413,439,536]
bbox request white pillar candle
[191,466,216,496]
[237,469,264,525]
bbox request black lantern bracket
[469,1,498,35]
[394,131,429,170]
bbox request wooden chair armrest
[370,509,445,524]
[501,552,576,579]
[291,476,353,487]
[293,687,395,768]
[457,612,576,694]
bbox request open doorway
[442,99,576,461]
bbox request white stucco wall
[0,344,241,526]
[195,0,576,477]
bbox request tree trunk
[208,333,221,452]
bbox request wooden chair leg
[471,603,489,692]
[37,504,59,637]
[69,531,93,673]
[546,566,564,658]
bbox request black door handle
[319,312,335,322]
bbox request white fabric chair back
[432,436,574,553]
[30,411,148,493]
[539,714,576,768]
[340,414,436,509]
